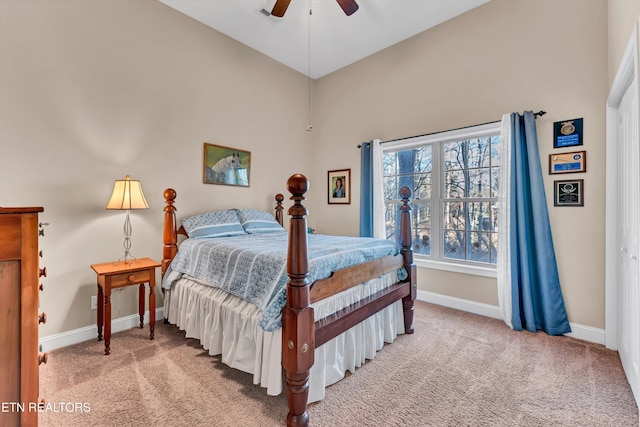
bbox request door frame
[605,23,639,350]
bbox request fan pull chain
[306,4,313,132]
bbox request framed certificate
[553,118,583,148]
[554,179,584,207]
[549,151,586,174]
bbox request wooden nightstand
[90,257,161,355]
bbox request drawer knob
[38,312,47,324]
[39,222,49,236]
[38,352,48,365]
[39,267,47,278]
[128,274,136,282]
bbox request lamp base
[113,254,142,266]
[113,210,141,266]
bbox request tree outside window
[382,128,500,267]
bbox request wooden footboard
[161,174,415,427]
[282,174,414,427]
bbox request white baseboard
[39,307,165,352]
[417,290,605,346]
[39,294,606,352]
[564,322,606,346]
[418,290,502,319]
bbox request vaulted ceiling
[159,0,490,79]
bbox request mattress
[161,232,399,331]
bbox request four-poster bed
[161,174,416,427]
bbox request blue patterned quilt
[162,232,398,331]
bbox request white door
[617,76,639,403]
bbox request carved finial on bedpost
[399,186,416,334]
[162,188,177,277]
[283,174,313,427]
[275,193,284,226]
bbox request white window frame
[381,122,501,278]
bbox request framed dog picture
[203,143,251,187]
[328,169,350,204]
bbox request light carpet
[39,301,638,426]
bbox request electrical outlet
[91,295,97,310]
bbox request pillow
[237,209,285,234]
[181,209,246,238]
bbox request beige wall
[608,0,640,85]
[311,0,609,328]
[0,0,311,336]
[0,0,613,337]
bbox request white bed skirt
[164,272,405,403]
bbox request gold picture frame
[203,143,251,187]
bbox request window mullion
[431,141,442,260]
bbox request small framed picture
[553,118,583,148]
[203,143,251,187]
[549,151,586,174]
[328,169,350,204]
[554,179,584,207]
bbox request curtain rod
[357,110,547,148]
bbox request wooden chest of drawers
[0,207,46,427]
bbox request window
[381,123,501,270]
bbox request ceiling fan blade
[336,0,359,16]
[271,0,292,17]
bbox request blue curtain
[359,142,373,237]
[509,112,571,335]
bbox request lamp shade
[106,175,149,210]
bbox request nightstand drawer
[110,269,152,287]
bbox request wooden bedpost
[282,174,314,427]
[399,185,416,334]
[162,188,178,277]
[275,193,284,226]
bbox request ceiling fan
[271,0,359,17]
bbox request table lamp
[106,175,149,264]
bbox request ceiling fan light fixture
[271,0,291,17]
[271,0,359,18]
[336,0,359,16]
